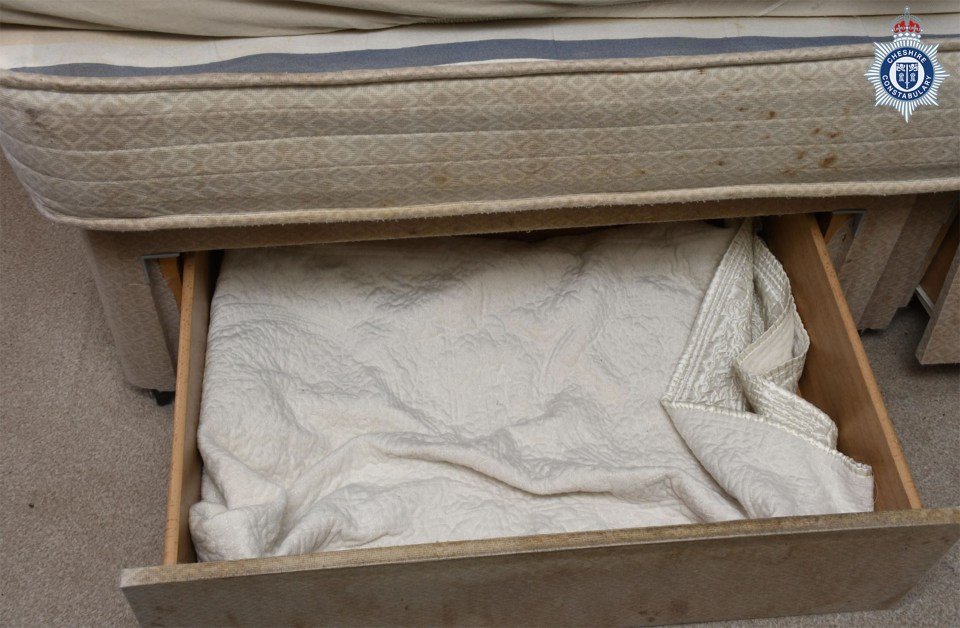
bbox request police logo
[865,7,948,122]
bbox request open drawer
[121,213,960,627]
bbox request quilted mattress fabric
[191,220,873,561]
[0,17,958,231]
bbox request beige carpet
[0,156,957,627]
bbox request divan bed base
[84,195,927,390]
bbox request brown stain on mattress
[795,150,807,161]
[736,106,748,112]
[24,108,49,131]
[767,111,777,119]
[812,127,821,136]
[819,155,838,168]
[431,174,449,185]
[716,160,726,167]
[827,130,842,138]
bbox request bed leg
[151,390,175,406]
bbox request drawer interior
[160,213,923,567]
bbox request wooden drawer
[121,213,960,627]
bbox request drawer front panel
[122,511,959,627]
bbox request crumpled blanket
[190,220,873,562]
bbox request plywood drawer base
[121,212,960,627]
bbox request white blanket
[190,221,873,562]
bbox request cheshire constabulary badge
[865,7,948,122]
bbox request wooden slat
[161,252,211,565]
[762,214,922,511]
[822,212,855,243]
[157,256,183,310]
[822,212,858,272]
[123,510,959,627]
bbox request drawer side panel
[162,252,211,565]
[763,214,922,510]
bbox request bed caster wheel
[151,389,175,406]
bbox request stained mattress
[0,12,958,231]
[191,220,873,562]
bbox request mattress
[4,1,958,37]
[191,220,872,562]
[0,13,958,231]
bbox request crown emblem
[892,7,922,39]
